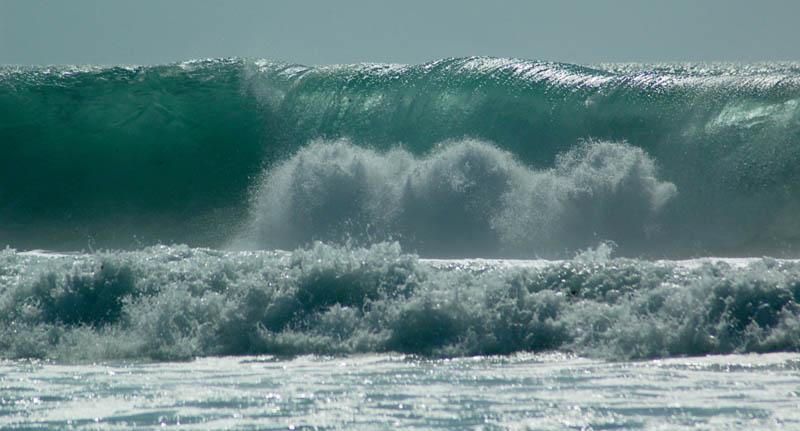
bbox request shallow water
[3,245,800,429]
[2,353,799,430]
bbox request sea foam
[236,139,676,257]
[2,243,798,361]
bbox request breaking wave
[1,244,799,361]
[2,57,800,361]
[2,58,800,256]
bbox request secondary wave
[1,244,798,361]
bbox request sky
[1,0,798,66]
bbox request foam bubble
[1,244,799,361]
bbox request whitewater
[2,57,800,429]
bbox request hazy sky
[1,0,798,65]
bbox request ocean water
[2,57,800,429]
[3,353,799,430]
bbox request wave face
[2,244,799,361]
[2,58,800,256]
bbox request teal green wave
[1,58,799,255]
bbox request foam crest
[1,244,799,361]
[236,140,676,257]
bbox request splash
[2,244,799,361]
[235,139,676,257]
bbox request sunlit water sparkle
[2,353,799,430]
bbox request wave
[1,243,799,361]
[2,58,800,256]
